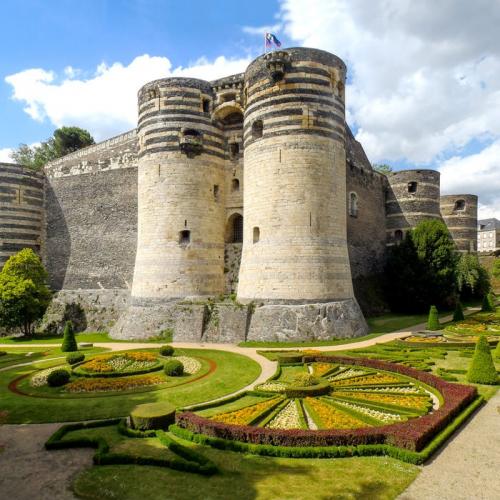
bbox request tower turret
[440,194,478,252]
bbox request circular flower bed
[73,352,163,377]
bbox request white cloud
[0,148,13,163]
[5,54,250,142]
[242,23,282,36]
[439,140,500,220]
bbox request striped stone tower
[385,169,442,245]
[238,47,354,302]
[440,194,478,252]
[131,78,226,300]
[0,163,44,268]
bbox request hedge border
[45,419,217,476]
[72,361,164,378]
[176,356,478,452]
[170,395,483,464]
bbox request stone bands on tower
[440,194,478,252]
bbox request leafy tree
[466,336,498,384]
[385,220,457,312]
[452,301,465,322]
[61,321,78,352]
[0,249,51,336]
[10,126,94,170]
[427,305,440,331]
[456,253,490,299]
[373,163,393,175]
[492,259,500,280]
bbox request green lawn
[0,348,261,423]
[0,332,119,345]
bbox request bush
[452,301,465,322]
[130,402,176,430]
[481,294,494,312]
[466,336,498,385]
[291,373,319,387]
[456,253,490,300]
[47,368,70,387]
[66,352,85,365]
[495,341,500,358]
[164,359,184,376]
[61,321,78,352]
[284,382,331,398]
[427,305,440,331]
[0,351,6,357]
[277,353,303,365]
[159,345,174,357]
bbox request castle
[0,48,478,342]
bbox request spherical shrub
[47,369,70,387]
[66,352,85,365]
[159,345,174,357]
[164,359,183,376]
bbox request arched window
[394,230,403,242]
[202,98,210,113]
[408,182,417,193]
[252,120,263,139]
[454,199,465,211]
[231,214,243,243]
[349,192,358,217]
[232,178,240,192]
[253,227,260,243]
[229,142,239,159]
[179,230,190,246]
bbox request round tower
[385,169,442,245]
[131,78,226,300]
[237,48,355,302]
[0,162,44,268]
[440,194,478,252]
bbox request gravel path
[0,423,92,500]
[399,392,500,500]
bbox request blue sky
[1,0,499,217]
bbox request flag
[265,33,282,49]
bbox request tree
[466,335,498,385]
[481,293,495,312]
[453,301,465,322]
[427,305,440,331]
[456,253,490,299]
[373,163,393,175]
[0,249,51,336]
[10,126,94,170]
[61,321,78,352]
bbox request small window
[394,230,403,242]
[408,182,417,193]
[454,199,465,211]
[349,192,358,217]
[229,142,239,159]
[253,227,260,243]
[183,128,201,137]
[179,230,190,246]
[213,185,219,202]
[232,178,240,192]
[252,120,263,139]
[202,98,210,113]
[232,215,243,243]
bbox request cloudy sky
[1,0,499,218]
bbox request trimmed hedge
[47,368,70,387]
[159,345,174,357]
[0,351,6,357]
[176,355,477,452]
[170,395,483,464]
[427,305,440,331]
[277,353,303,365]
[466,336,499,385]
[164,359,184,376]
[495,339,500,358]
[130,402,176,431]
[117,418,156,438]
[72,360,163,378]
[284,382,331,398]
[66,352,85,365]
[61,321,78,352]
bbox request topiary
[66,352,85,365]
[130,401,176,430]
[481,294,494,312]
[164,359,183,376]
[452,301,465,322]
[495,340,500,359]
[159,345,174,357]
[427,305,440,331]
[47,368,70,387]
[466,336,498,385]
[487,292,496,309]
[61,321,78,352]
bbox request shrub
[466,336,498,385]
[159,345,174,357]
[0,351,6,357]
[481,294,494,312]
[66,352,85,365]
[495,341,500,358]
[291,373,318,387]
[427,305,440,331]
[61,321,78,352]
[164,359,184,376]
[130,402,176,430]
[277,353,303,365]
[452,301,465,322]
[47,368,70,387]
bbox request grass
[0,348,261,423]
[72,435,419,500]
[0,331,119,344]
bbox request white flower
[267,401,301,429]
[173,356,201,375]
[30,366,65,387]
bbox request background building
[478,218,500,253]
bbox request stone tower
[385,169,442,245]
[440,194,478,252]
[131,78,226,300]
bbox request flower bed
[329,373,402,387]
[173,356,201,375]
[65,374,164,393]
[211,397,282,425]
[266,400,301,429]
[304,397,366,429]
[30,366,66,387]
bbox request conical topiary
[481,294,494,312]
[495,340,500,359]
[487,292,496,310]
[453,301,465,322]
[427,305,440,331]
[61,321,78,352]
[466,335,498,385]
